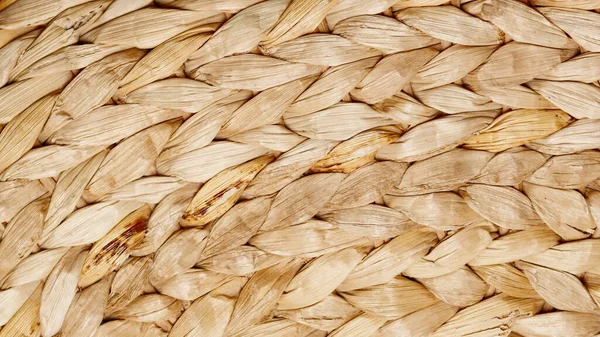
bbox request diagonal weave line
[0,0,600,336]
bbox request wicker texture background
[1,0,600,336]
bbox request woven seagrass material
[2,0,600,336]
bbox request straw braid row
[1,0,600,336]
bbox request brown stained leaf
[397,5,502,46]
[516,261,597,312]
[0,0,90,30]
[275,294,361,332]
[338,230,437,291]
[528,118,600,155]
[328,313,387,337]
[149,228,208,285]
[260,0,338,49]
[0,281,39,326]
[539,52,600,83]
[464,0,576,48]
[1,247,69,289]
[8,0,113,81]
[326,0,398,29]
[262,33,381,67]
[44,150,107,236]
[391,149,494,196]
[153,268,232,301]
[109,294,184,329]
[526,151,600,189]
[84,120,180,202]
[229,125,307,153]
[218,76,317,138]
[470,147,547,186]
[191,54,322,91]
[62,274,112,337]
[278,247,366,310]
[0,145,105,181]
[102,176,189,204]
[119,78,232,113]
[48,104,185,146]
[310,131,398,174]
[528,80,600,119]
[157,141,271,183]
[411,45,497,91]
[169,278,246,337]
[53,49,144,121]
[540,7,600,52]
[40,247,88,337]
[116,25,216,98]
[471,264,541,299]
[333,15,439,54]
[285,102,396,141]
[430,294,544,337]
[181,155,274,227]
[321,161,407,212]
[372,301,458,337]
[0,71,72,124]
[0,281,43,337]
[106,256,153,314]
[341,275,439,319]
[41,200,143,249]
[371,92,438,130]
[197,245,288,276]
[350,47,438,104]
[0,180,44,226]
[514,311,600,337]
[242,139,337,198]
[418,267,488,307]
[459,185,543,230]
[0,29,38,87]
[131,183,199,257]
[376,112,494,163]
[0,198,48,280]
[465,42,577,89]
[185,0,290,71]
[0,94,54,175]
[201,196,272,258]
[286,57,379,118]
[226,259,303,335]
[522,239,600,275]
[404,225,493,278]
[415,85,502,114]
[81,8,225,49]
[524,182,596,241]
[163,90,252,159]
[79,205,151,288]
[468,228,561,266]
[260,173,345,230]
[251,220,368,257]
[319,204,419,239]
[463,109,572,152]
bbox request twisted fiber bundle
[2,0,600,336]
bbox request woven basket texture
[1,0,600,336]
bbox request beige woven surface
[1,0,600,336]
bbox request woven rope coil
[1,0,600,336]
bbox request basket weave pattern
[1,0,600,336]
